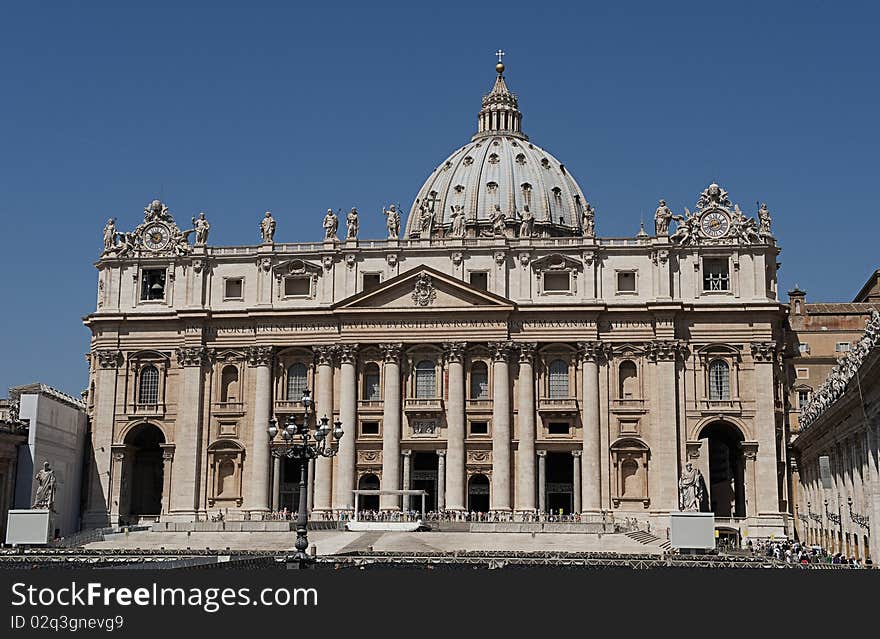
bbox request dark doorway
[700,422,746,518]
[467,474,490,512]
[546,452,574,514]
[279,457,304,513]
[357,474,380,512]
[411,452,438,511]
[123,424,165,522]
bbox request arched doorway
[412,452,438,511]
[545,452,574,514]
[123,423,165,522]
[699,422,746,518]
[357,474,380,512]
[467,474,490,512]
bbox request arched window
[363,363,380,401]
[138,365,159,405]
[619,361,638,399]
[415,360,436,398]
[548,359,569,398]
[709,360,731,401]
[220,365,238,402]
[470,361,489,400]
[621,459,639,496]
[287,363,308,401]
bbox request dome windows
[488,153,500,165]
[515,153,526,165]
[541,158,551,169]
[463,156,474,166]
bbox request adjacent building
[83,60,791,539]
[0,400,28,542]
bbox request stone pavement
[85,529,666,555]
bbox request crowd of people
[747,538,870,567]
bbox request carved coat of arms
[411,272,436,307]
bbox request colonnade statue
[678,462,708,512]
[32,461,57,511]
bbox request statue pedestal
[5,509,54,546]
[669,511,715,551]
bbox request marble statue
[449,205,466,238]
[582,202,595,238]
[418,202,432,236]
[519,205,534,238]
[670,209,697,244]
[260,211,276,243]
[192,212,210,246]
[491,204,506,236]
[323,209,339,241]
[102,218,117,253]
[678,462,707,512]
[144,199,169,222]
[654,200,673,236]
[346,207,359,240]
[758,203,773,238]
[383,204,400,239]
[32,461,56,510]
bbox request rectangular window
[703,258,730,292]
[360,421,380,436]
[469,421,489,435]
[362,273,381,293]
[543,272,570,292]
[835,342,851,352]
[224,278,243,300]
[363,371,380,401]
[616,271,636,294]
[469,272,488,291]
[798,390,811,409]
[548,422,570,435]
[140,268,166,301]
[796,368,809,379]
[284,276,311,297]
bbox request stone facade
[83,62,789,538]
[0,409,28,542]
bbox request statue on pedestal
[491,204,506,236]
[346,207,359,240]
[102,218,117,253]
[582,202,595,238]
[654,200,673,236]
[418,202,432,237]
[678,462,707,512]
[323,208,339,241]
[519,206,534,238]
[260,211,276,244]
[192,212,210,246]
[758,202,773,238]
[449,205,466,238]
[383,204,400,239]
[32,461,56,511]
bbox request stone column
[515,343,537,514]
[402,450,412,511]
[578,342,605,513]
[380,343,403,510]
[742,442,759,517]
[171,346,208,518]
[490,341,513,512]
[437,450,447,510]
[751,342,780,515]
[84,349,122,528]
[312,345,335,514]
[334,344,359,513]
[537,450,547,513]
[272,455,282,511]
[572,450,582,513]
[867,423,880,563]
[246,345,274,516]
[648,340,684,510]
[443,342,466,511]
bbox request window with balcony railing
[138,365,159,405]
[548,359,569,398]
[415,360,436,399]
[470,361,489,399]
[287,363,308,400]
[363,363,380,401]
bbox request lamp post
[268,389,343,568]
[847,496,870,531]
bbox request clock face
[143,223,171,251]
[700,210,730,238]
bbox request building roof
[8,383,86,410]
[802,302,880,315]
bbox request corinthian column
[490,341,513,512]
[380,343,403,510]
[171,346,209,517]
[515,343,537,514]
[84,349,121,528]
[648,340,685,510]
[751,341,781,515]
[333,344,359,513]
[443,342,466,511]
[246,345,274,515]
[578,341,605,513]
[312,345,335,514]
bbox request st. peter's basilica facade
[83,60,790,538]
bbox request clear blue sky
[1,1,877,396]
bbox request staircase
[625,530,671,550]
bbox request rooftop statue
[449,205,466,238]
[323,208,339,241]
[654,200,672,236]
[758,203,773,238]
[346,207,359,240]
[582,202,595,238]
[519,205,534,238]
[102,218,117,253]
[491,204,506,236]
[383,204,400,239]
[260,211,276,244]
[192,212,210,246]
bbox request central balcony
[538,397,579,414]
[466,398,493,412]
[404,397,444,414]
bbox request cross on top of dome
[475,51,524,141]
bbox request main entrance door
[467,474,490,513]
[545,452,574,514]
[122,423,165,524]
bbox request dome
[405,62,592,239]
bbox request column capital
[571,450,582,458]
[436,449,447,458]
[443,341,468,363]
[536,449,547,458]
[176,346,210,368]
[337,343,359,365]
[489,341,515,362]
[379,342,404,363]
[577,341,609,363]
[94,349,122,369]
[312,344,337,367]
[245,345,275,367]
[740,441,759,460]
[402,449,412,457]
[750,341,778,363]
[516,342,538,364]
[646,339,688,362]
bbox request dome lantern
[474,52,526,141]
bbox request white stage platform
[345,520,422,532]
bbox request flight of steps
[625,530,671,550]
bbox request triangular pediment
[334,266,515,311]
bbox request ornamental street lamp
[847,496,870,531]
[268,388,343,568]
[825,498,842,526]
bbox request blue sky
[1,1,878,396]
